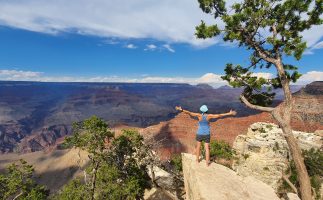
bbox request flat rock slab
[182,153,280,200]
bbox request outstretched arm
[207,109,237,120]
[175,106,200,118]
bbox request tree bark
[274,61,312,200]
[273,114,312,200]
[90,162,99,200]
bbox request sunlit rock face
[232,122,322,191]
[181,153,280,200]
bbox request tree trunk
[274,61,312,200]
[273,115,312,200]
[90,162,99,200]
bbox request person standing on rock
[175,105,237,166]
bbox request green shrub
[243,154,250,160]
[279,148,323,200]
[210,140,234,160]
[170,154,183,172]
[265,124,273,130]
[52,179,90,200]
[273,142,280,152]
[259,127,266,133]
[303,148,323,177]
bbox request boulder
[232,122,322,191]
[182,153,280,200]
[286,193,301,200]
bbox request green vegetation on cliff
[54,116,152,200]
[0,159,49,200]
[280,148,323,200]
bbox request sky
[0,0,322,87]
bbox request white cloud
[301,26,323,48]
[0,0,321,49]
[303,40,323,54]
[196,73,226,85]
[0,69,226,87]
[252,72,273,79]
[296,71,323,84]
[0,0,220,47]
[312,41,323,49]
[103,38,119,45]
[1,70,322,87]
[0,70,42,79]
[125,44,137,49]
[145,44,157,51]
[163,44,175,53]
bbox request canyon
[0,81,321,157]
[0,81,321,198]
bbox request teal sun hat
[200,105,208,113]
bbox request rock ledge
[182,153,280,200]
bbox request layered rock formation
[182,153,280,200]
[0,81,256,153]
[140,111,321,160]
[140,112,274,159]
[290,81,323,132]
[0,81,320,154]
[232,122,322,191]
[17,125,71,153]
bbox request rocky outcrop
[17,125,71,153]
[144,166,175,200]
[0,122,29,152]
[289,81,323,132]
[0,148,89,193]
[286,193,301,200]
[232,122,322,191]
[182,153,280,200]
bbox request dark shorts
[196,134,210,143]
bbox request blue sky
[0,0,322,87]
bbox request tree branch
[13,191,23,200]
[283,175,299,195]
[247,38,277,63]
[240,95,274,112]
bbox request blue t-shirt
[197,114,210,135]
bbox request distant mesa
[217,85,234,90]
[293,81,323,95]
[195,83,214,90]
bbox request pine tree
[195,0,322,199]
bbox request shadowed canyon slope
[0,81,256,153]
[0,81,320,153]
